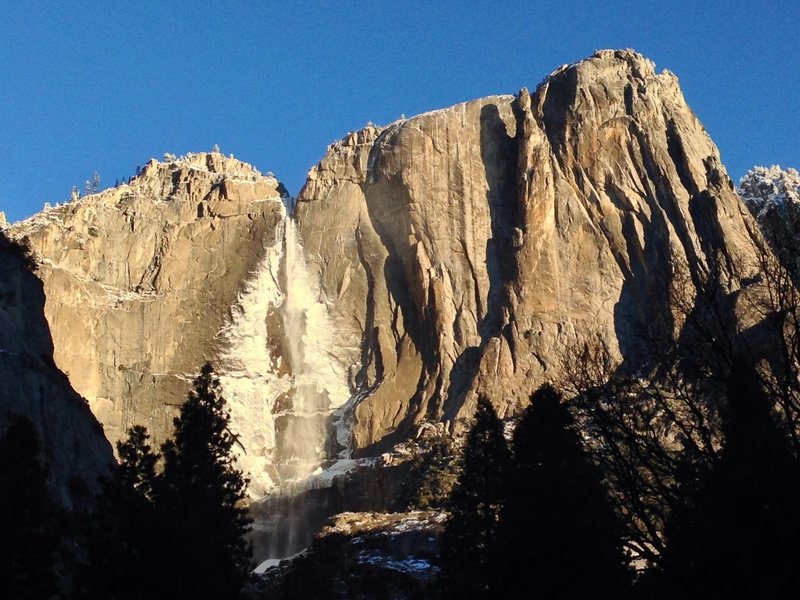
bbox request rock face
[0,233,112,507]
[295,49,762,453]
[7,50,767,505]
[10,153,286,452]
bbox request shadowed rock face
[10,153,286,450]
[6,51,766,488]
[294,49,763,453]
[0,234,112,507]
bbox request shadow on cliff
[351,127,437,456]
[0,229,114,509]
[608,179,676,371]
[0,230,82,389]
[611,132,758,373]
[354,102,519,452]
[443,102,518,421]
[604,116,721,370]
[610,123,722,370]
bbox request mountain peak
[739,165,800,215]
[135,150,269,182]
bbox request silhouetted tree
[438,396,510,599]
[496,385,631,598]
[78,426,160,600]
[562,244,800,595]
[644,361,800,598]
[0,414,61,600]
[156,363,252,600]
[562,259,763,566]
[0,231,37,272]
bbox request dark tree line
[437,397,510,599]
[560,253,800,597]
[496,385,630,599]
[0,363,253,600]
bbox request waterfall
[218,204,353,501]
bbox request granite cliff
[6,50,765,507]
[296,49,762,453]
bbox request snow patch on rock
[738,165,800,217]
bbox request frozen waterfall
[218,204,353,499]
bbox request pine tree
[437,396,510,600]
[0,414,61,600]
[78,426,160,600]
[157,363,252,600]
[496,385,630,598]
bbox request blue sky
[1,0,798,222]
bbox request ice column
[218,206,352,498]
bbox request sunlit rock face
[0,235,112,507]
[9,152,287,460]
[295,100,521,454]
[295,49,763,452]
[10,152,356,499]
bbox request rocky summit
[4,50,766,510]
